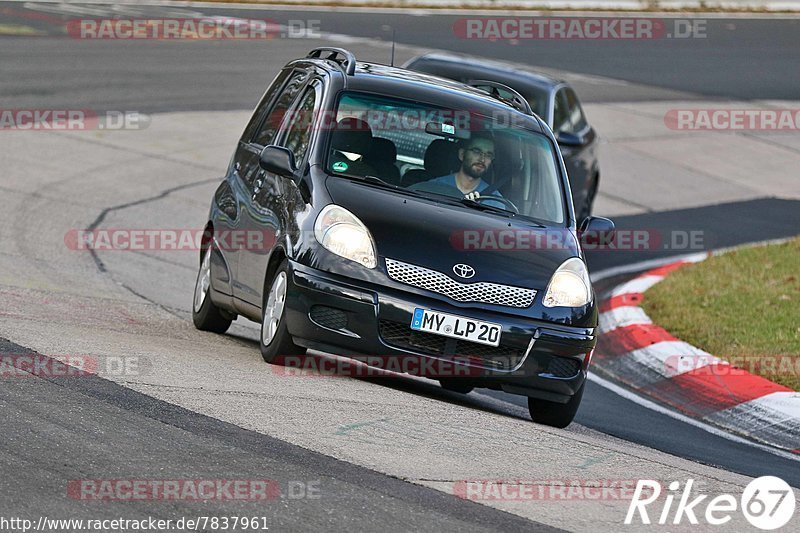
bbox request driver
[424,134,503,202]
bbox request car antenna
[381,25,396,66]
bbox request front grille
[379,320,447,354]
[385,258,535,308]
[309,305,348,330]
[379,319,526,371]
[546,356,581,378]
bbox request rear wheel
[192,244,233,334]
[527,381,585,428]
[260,259,305,363]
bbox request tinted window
[565,88,588,132]
[241,69,292,143]
[327,92,565,225]
[282,86,318,165]
[553,89,571,133]
[252,69,310,147]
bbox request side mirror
[579,216,616,247]
[555,131,584,147]
[259,145,296,178]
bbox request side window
[241,69,292,142]
[552,89,571,134]
[252,69,310,147]
[281,85,318,165]
[565,88,588,132]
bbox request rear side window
[553,90,571,133]
[282,85,319,165]
[565,88,588,132]
[252,69,311,147]
[554,87,588,134]
[241,69,291,142]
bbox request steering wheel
[474,195,519,214]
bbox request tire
[259,259,305,363]
[527,381,585,428]
[439,378,474,394]
[192,244,233,334]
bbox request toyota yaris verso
[192,48,615,427]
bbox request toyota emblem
[452,264,475,279]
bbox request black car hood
[325,177,579,290]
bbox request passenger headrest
[424,139,460,177]
[366,137,397,163]
[331,118,373,155]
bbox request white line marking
[627,340,720,378]
[610,274,664,297]
[732,391,800,421]
[591,239,795,284]
[587,373,800,461]
[598,305,651,333]
[590,253,702,283]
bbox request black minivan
[192,48,614,427]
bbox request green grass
[642,237,800,390]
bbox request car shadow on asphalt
[223,331,531,422]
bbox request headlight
[542,257,592,307]
[314,205,377,268]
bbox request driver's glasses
[466,147,495,161]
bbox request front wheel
[527,381,585,428]
[260,259,305,363]
[192,244,233,334]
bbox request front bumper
[284,260,596,402]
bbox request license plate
[410,308,501,347]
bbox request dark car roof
[406,53,564,92]
[290,58,546,134]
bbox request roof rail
[306,47,357,76]
[466,80,533,115]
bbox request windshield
[325,92,566,225]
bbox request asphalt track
[1,1,800,530]
[3,3,800,110]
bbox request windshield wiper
[336,172,396,189]
[458,197,516,217]
[344,174,465,204]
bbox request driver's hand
[464,191,481,201]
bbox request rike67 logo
[626,477,795,529]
